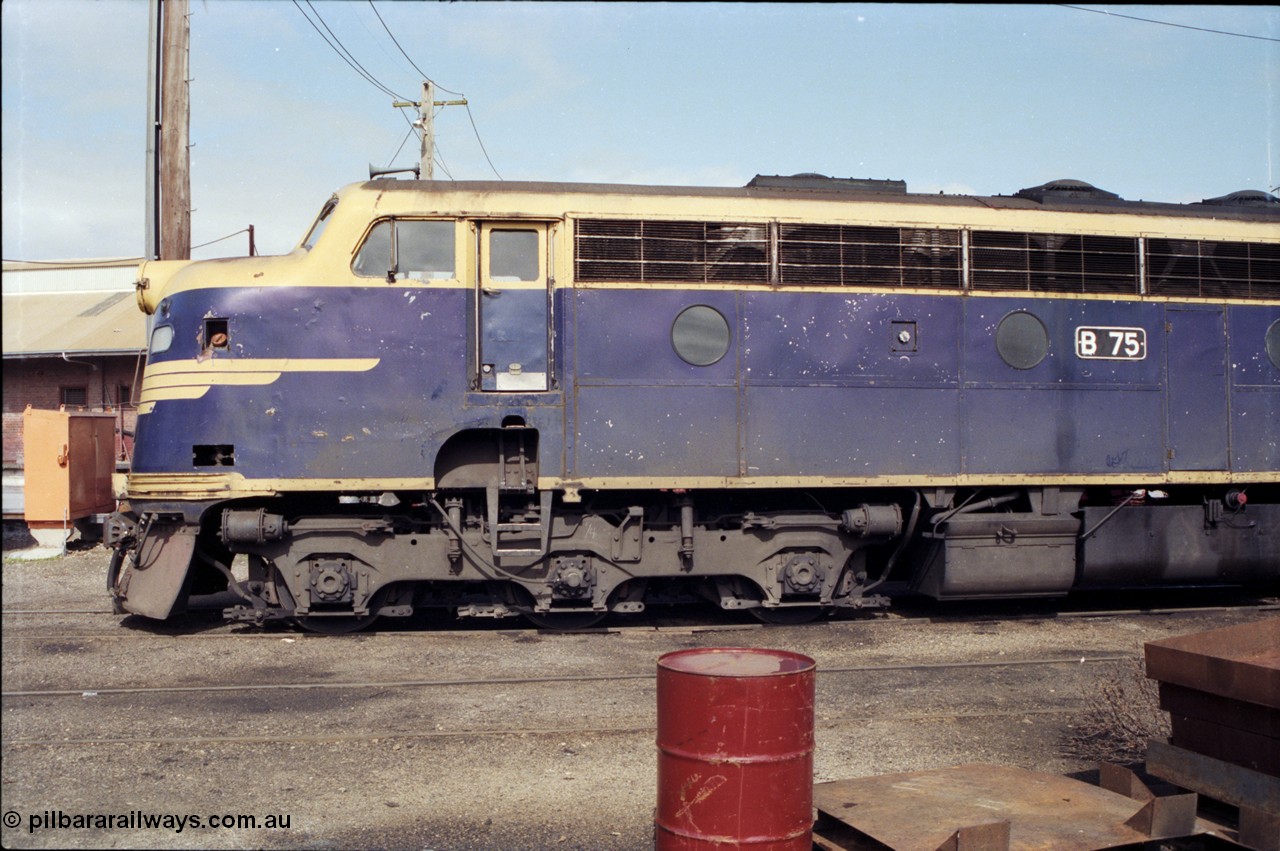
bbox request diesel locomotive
[106,174,1280,631]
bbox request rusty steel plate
[813,764,1174,850]
[1160,683,1280,739]
[1144,618,1280,711]
[1168,713,1279,777]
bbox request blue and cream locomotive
[107,175,1280,630]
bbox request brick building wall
[2,355,141,470]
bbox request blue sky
[3,2,1277,261]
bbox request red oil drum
[655,648,816,850]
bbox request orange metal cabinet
[23,406,117,524]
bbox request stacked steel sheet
[1145,618,1279,777]
[1144,618,1280,849]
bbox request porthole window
[672,305,731,366]
[1267,319,1280,370]
[995,311,1049,370]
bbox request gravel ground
[1,538,1273,850]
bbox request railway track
[3,595,1276,643]
[0,652,1132,699]
[2,652,1127,749]
[3,706,1085,749]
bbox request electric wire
[190,228,250,251]
[291,0,408,101]
[366,1,464,97]
[464,102,504,180]
[2,258,144,265]
[367,0,435,88]
[303,0,407,100]
[1057,5,1280,43]
[385,120,417,167]
[365,0,502,179]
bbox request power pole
[145,0,160,260]
[159,0,191,260]
[392,81,467,180]
[146,0,190,261]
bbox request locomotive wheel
[750,606,826,625]
[293,613,380,634]
[524,610,607,631]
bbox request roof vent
[1196,190,1280,208]
[747,173,907,194]
[1014,179,1122,203]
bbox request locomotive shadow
[112,585,1275,636]
[885,583,1280,623]
[116,609,235,636]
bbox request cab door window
[489,230,539,281]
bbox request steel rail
[3,600,1275,635]
[1,707,1081,748]
[3,599,1274,622]
[1,654,1130,699]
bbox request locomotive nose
[135,259,194,314]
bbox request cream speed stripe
[124,468,1274,502]
[125,473,435,499]
[541,470,1279,489]
[138,357,379,414]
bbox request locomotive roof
[360,176,1280,224]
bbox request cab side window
[353,219,455,280]
[489,229,539,281]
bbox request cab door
[1165,306,1228,470]
[477,223,550,392]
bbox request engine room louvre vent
[1197,190,1280,208]
[971,232,1140,295]
[575,219,769,283]
[746,174,907,194]
[777,224,962,288]
[1147,239,1280,299]
[1014,179,1122,204]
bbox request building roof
[2,260,146,358]
[3,290,146,357]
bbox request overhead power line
[366,1,465,97]
[292,0,410,100]
[2,258,145,266]
[295,0,504,180]
[191,228,252,251]
[386,120,418,166]
[1057,5,1280,43]
[464,103,503,181]
[366,1,504,180]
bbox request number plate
[1075,326,1147,360]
